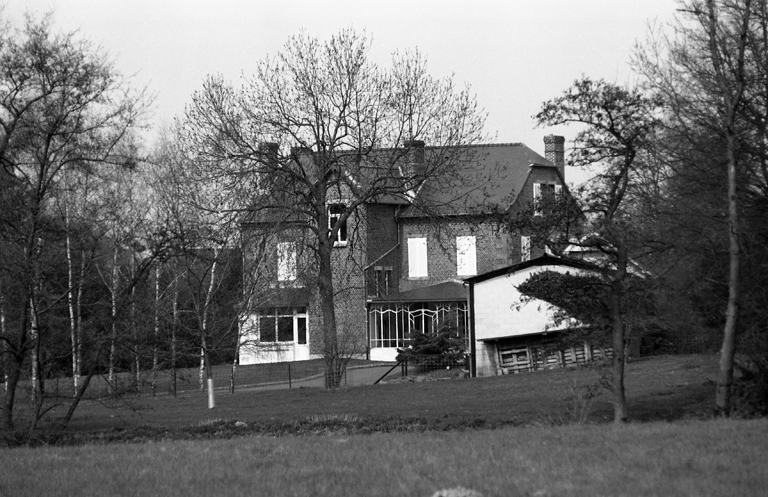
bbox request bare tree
[0,12,148,429]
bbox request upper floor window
[277,242,297,282]
[328,204,348,247]
[533,182,563,216]
[374,266,393,297]
[407,237,428,278]
[456,236,477,276]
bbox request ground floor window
[256,307,308,344]
[369,301,467,349]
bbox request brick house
[239,135,567,365]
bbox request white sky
[4,0,680,185]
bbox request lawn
[1,419,766,496]
[4,354,766,497]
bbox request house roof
[241,141,559,224]
[398,142,558,218]
[367,280,467,304]
[464,255,601,286]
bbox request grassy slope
[54,354,717,434]
[1,419,766,497]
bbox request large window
[456,236,477,276]
[369,302,468,349]
[257,307,308,344]
[407,237,428,278]
[277,242,297,282]
[328,204,348,247]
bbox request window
[258,307,308,344]
[521,235,531,262]
[373,266,393,297]
[533,182,562,216]
[328,204,348,246]
[407,237,428,278]
[277,242,297,282]
[456,236,477,276]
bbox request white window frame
[277,242,297,282]
[533,182,561,216]
[328,203,348,247]
[257,307,308,344]
[407,237,428,278]
[456,235,477,276]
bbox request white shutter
[521,236,531,262]
[407,237,428,278]
[533,183,542,200]
[456,236,477,276]
[277,242,297,281]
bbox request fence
[374,354,470,384]
[27,358,401,401]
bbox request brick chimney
[259,142,279,166]
[544,135,565,180]
[402,139,425,199]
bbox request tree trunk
[716,132,741,415]
[65,204,80,393]
[151,264,160,396]
[610,244,629,423]
[171,273,178,397]
[1,281,7,393]
[1,297,29,430]
[76,255,85,380]
[108,246,118,389]
[704,0,748,416]
[131,257,139,392]
[318,240,342,389]
[200,252,218,406]
[60,360,98,430]
[29,296,41,405]
[2,362,20,430]
[230,329,240,394]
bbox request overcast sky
[4,0,680,184]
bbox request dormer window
[328,204,348,247]
[533,182,563,216]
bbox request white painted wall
[472,264,588,376]
[238,314,313,364]
[369,347,399,362]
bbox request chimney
[259,142,279,167]
[544,135,565,180]
[404,139,425,166]
[402,140,425,199]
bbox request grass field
[3,354,767,496]
[1,419,766,496]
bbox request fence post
[288,362,292,389]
